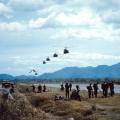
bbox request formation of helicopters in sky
[29,48,70,75]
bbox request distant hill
[1,62,120,80]
[38,63,120,79]
[0,74,14,80]
[15,75,36,80]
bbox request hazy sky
[0,0,120,75]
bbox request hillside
[38,63,120,79]
[1,63,120,80]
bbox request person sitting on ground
[54,95,64,101]
[70,90,81,101]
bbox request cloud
[53,52,120,67]
[7,0,62,11]
[50,26,120,42]
[102,10,120,28]
[8,0,43,11]
[0,2,12,15]
[6,52,120,75]
[55,9,100,27]
[28,12,57,29]
[70,52,120,60]
[73,0,120,11]
[0,21,26,31]
[28,8,102,29]
[11,55,42,66]
[11,53,120,66]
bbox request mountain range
[1,62,120,80]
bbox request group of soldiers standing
[101,81,114,97]
[87,83,98,98]
[61,81,115,101]
[0,81,115,102]
[30,84,46,93]
[87,82,114,98]
[61,82,81,101]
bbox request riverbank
[22,83,120,93]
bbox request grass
[26,92,96,120]
[0,93,46,120]
[0,84,120,120]
[88,95,120,120]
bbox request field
[0,84,120,120]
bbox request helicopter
[43,61,46,64]
[46,57,50,61]
[29,69,38,75]
[53,53,58,57]
[29,69,36,73]
[43,48,70,63]
[35,72,38,75]
[29,48,70,74]
[63,48,69,54]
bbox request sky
[0,0,120,76]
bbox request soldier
[87,84,93,98]
[104,82,109,98]
[101,82,105,97]
[70,90,81,101]
[65,83,70,99]
[10,84,14,94]
[0,84,14,102]
[43,84,46,92]
[109,81,114,96]
[76,85,80,93]
[61,83,64,91]
[69,83,72,91]
[31,85,35,92]
[76,85,81,101]
[38,84,42,93]
[93,82,98,98]
[26,88,29,93]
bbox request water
[39,83,120,93]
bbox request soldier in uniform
[101,82,105,97]
[109,81,114,96]
[65,83,70,99]
[38,84,42,93]
[104,82,109,98]
[43,84,46,92]
[69,83,72,91]
[93,82,98,98]
[87,84,93,98]
[31,85,35,92]
[61,83,64,91]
